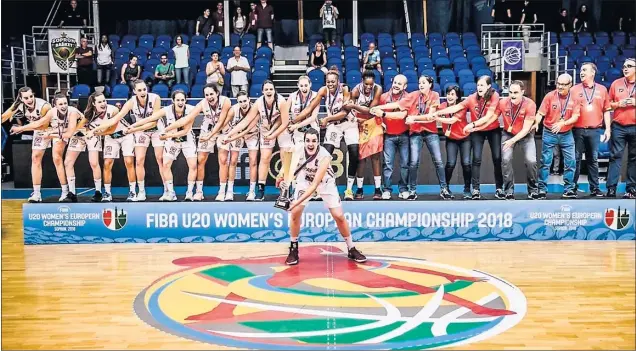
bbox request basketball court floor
[1,199,635,350]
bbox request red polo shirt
[538,90,577,133]
[439,101,470,140]
[608,77,636,126]
[380,91,412,135]
[495,96,537,135]
[458,91,500,131]
[405,90,440,134]
[571,82,611,128]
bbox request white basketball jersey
[163,104,195,142]
[130,93,162,129]
[289,90,317,118]
[230,103,258,138]
[49,106,82,132]
[105,105,128,133]
[325,84,345,118]
[256,94,285,130]
[296,146,334,184]
[19,98,49,123]
[200,95,229,132]
[350,83,380,120]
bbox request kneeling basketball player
[285,128,367,265]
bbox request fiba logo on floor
[103,207,128,231]
[604,207,631,230]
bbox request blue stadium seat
[250,84,263,97]
[242,34,256,50]
[413,46,429,58]
[343,33,353,47]
[453,57,470,73]
[384,70,398,90]
[402,69,418,85]
[152,84,170,98]
[176,34,189,45]
[630,35,636,46]
[360,33,375,49]
[115,48,131,61]
[378,32,393,48]
[577,32,594,46]
[560,32,575,47]
[417,57,434,71]
[190,35,206,50]
[439,68,455,78]
[140,71,153,82]
[242,46,254,58]
[396,46,412,60]
[465,46,481,61]
[421,68,436,79]
[378,46,393,59]
[595,32,610,46]
[613,55,628,67]
[475,68,493,78]
[346,70,361,85]
[108,34,120,47]
[227,33,239,47]
[345,60,360,72]
[255,46,273,61]
[221,46,233,60]
[448,45,465,61]
[428,33,443,48]
[406,81,418,92]
[71,84,90,99]
[172,83,190,94]
[144,59,160,73]
[150,47,168,60]
[605,68,622,82]
[344,46,359,59]
[138,34,154,50]
[445,32,461,47]
[577,56,593,67]
[612,31,626,46]
[462,32,478,44]
[373,69,381,84]
[586,46,602,58]
[463,82,477,95]
[491,82,500,92]
[442,81,458,93]
[604,44,620,58]
[383,57,398,71]
[253,58,271,72]
[133,47,149,60]
[394,32,409,47]
[435,57,452,70]
[190,84,204,98]
[399,57,415,72]
[252,70,269,85]
[111,84,130,99]
[458,75,475,88]
[622,44,636,57]
[121,35,137,50]
[308,69,325,87]
[194,71,207,85]
[431,46,447,60]
[326,46,341,60]
[411,33,427,48]
[155,35,172,50]
[471,62,488,74]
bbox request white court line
[78,188,95,195]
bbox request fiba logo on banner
[103,207,128,231]
[604,207,631,230]
[502,40,524,71]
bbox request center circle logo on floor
[134,245,526,350]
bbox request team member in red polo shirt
[435,85,472,199]
[433,76,502,200]
[493,80,538,200]
[570,62,612,197]
[369,74,412,200]
[607,58,636,199]
[534,73,579,199]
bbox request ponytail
[84,92,105,123]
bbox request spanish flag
[359,117,384,159]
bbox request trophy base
[274,198,291,210]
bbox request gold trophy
[274,148,301,210]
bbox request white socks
[94,179,102,192]
[187,181,195,194]
[129,182,136,193]
[33,185,41,194]
[165,180,174,193]
[249,182,256,193]
[68,177,76,194]
[61,184,69,194]
[374,176,381,189]
[196,181,204,193]
[344,236,354,249]
[356,177,364,189]
[137,180,145,193]
[347,177,355,191]
[227,181,234,195]
[105,184,112,194]
[219,182,227,194]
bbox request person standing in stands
[320,0,339,47]
[491,0,512,37]
[95,35,113,87]
[246,3,258,36]
[256,0,275,50]
[226,46,250,97]
[58,0,86,28]
[607,58,636,199]
[570,62,611,197]
[172,36,190,85]
[196,9,213,38]
[75,37,94,86]
[572,5,589,33]
[535,73,579,199]
[233,7,247,36]
[519,0,537,29]
[212,2,225,35]
[557,8,570,33]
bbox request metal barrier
[542,32,576,86]
[480,23,546,57]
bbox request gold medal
[445,127,451,137]
[507,125,513,133]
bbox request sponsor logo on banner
[103,207,128,231]
[604,207,631,230]
[48,29,80,73]
[134,246,527,349]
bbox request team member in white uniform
[294,67,360,199]
[226,80,291,201]
[163,83,231,201]
[129,90,197,201]
[65,95,107,202]
[287,75,320,146]
[91,80,163,201]
[219,91,259,201]
[345,70,383,200]
[85,93,137,202]
[283,128,367,265]
[2,87,52,202]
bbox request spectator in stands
[362,43,381,74]
[572,5,589,33]
[557,8,570,33]
[75,37,94,86]
[247,3,258,35]
[154,54,175,87]
[606,58,636,199]
[227,46,250,97]
[120,55,140,91]
[307,42,328,74]
[196,9,213,38]
[618,2,634,32]
[206,52,225,93]
[320,0,339,47]
[58,0,86,27]
[519,0,537,27]
[491,0,512,26]
[233,7,247,35]
[212,2,225,35]
[172,36,190,85]
[256,0,275,50]
[571,62,611,197]
[95,35,113,86]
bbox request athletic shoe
[562,190,577,199]
[62,192,78,203]
[381,190,391,200]
[528,192,539,200]
[590,189,604,197]
[495,188,506,200]
[126,192,137,202]
[398,191,410,199]
[167,191,177,201]
[216,191,226,201]
[91,191,103,202]
[101,192,113,202]
[407,190,418,200]
[506,193,515,200]
[354,188,364,200]
[535,192,547,200]
[28,192,42,203]
[246,191,256,201]
[623,190,636,199]
[184,192,194,201]
[440,188,453,200]
[471,189,482,200]
[373,188,382,200]
[606,188,617,198]
[348,247,367,263]
[136,190,147,201]
[285,242,299,265]
[59,192,69,202]
[193,192,204,201]
[344,189,354,201]
[224,191,234,201]
[255,187,265,201]
[159,193,170,201]
[463,188,471,199]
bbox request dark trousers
[573,127,601,192]
[445,137,472,191]
[607,123,636,192]
[470,128,503,190]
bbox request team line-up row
[2,58,635,203]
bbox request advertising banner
[502,40,524,71]
[23,200,635,244]
[48,28,81,74]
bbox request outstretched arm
[164,103,203,133]
[266,98,292,140]
[227,103,259,139]
[288,157,331,211]
[294,88,325,122]
[92,99,132,133]
[12,105,53,133]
